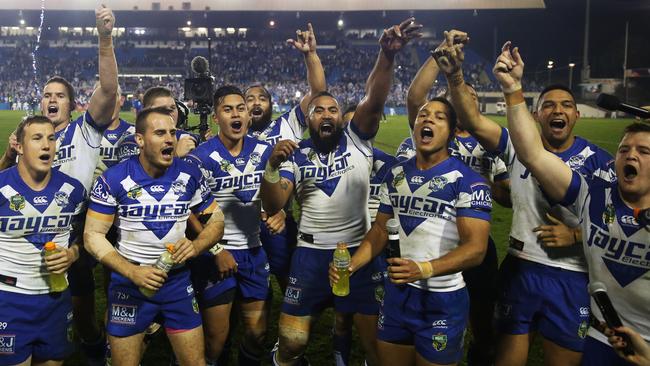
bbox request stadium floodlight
[547,60,554,66]
[226,27,235,34]
[569,63,576,68]
[547,64,553,69]
[19,19,25,26]
[269,19,276,28]
[337,19,344,28]
[186,20,192,26]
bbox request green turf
[0,110,631,365]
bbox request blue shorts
[106,269,201,337]
[281,246,384,317]
[260,214,297,278]
[377,282,469,364]
[581,336,628,366]
[0,290,73,365]
[190,246,270,308]
[495,255,590,351]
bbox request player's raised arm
[87,5,118,128]
[406,54,440,129]
[288,23,327,115]
[352,17,422,136]
[495,42,572,202]
[432,30,502,151]
[260,140,298,215]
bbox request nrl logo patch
[127,186,142,200]
[171,180,187,195]
[9,194,25,211]
[220,160,233,172]
[392,171,405,187]
[432,333,448,351]
[429,176,449,192]
[308,150,317,161]
[602,204,615,225]
[54,191,69,207]
[578,320,588,339]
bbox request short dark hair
[307,91,338,110]
[427,97,458,146]
[536,84,576,109]
[343,104,358,116]
[16,115,54,143]
[624,122,650,134]
[244,84,272,101]
[135,106,174,134]
[213,85,245,109]
[44,76,76,110]
[143,86,173,108]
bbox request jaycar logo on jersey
[110,304,137,325]
[33,196,48,205]
[54,191,69,207]
[429,176,449,192]
[0,335,15,354]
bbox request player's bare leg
[353,313,379,366]
[108,333,146,366]
[239,299,268,363]
[167,326,206,366]
[275,313,312,366]
[542,338,581,366]
[495,333,533,366]
[202,302,233,361]
[377,341,415,366]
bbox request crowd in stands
[0,33,544,110]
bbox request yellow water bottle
[332,242,351,297]
[44,242,69,292]
[140,244,175,298]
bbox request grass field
[0,110,632,365]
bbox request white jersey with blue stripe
[53,111,104,193]
[97,119,135,175]
[395,135,509,183]
[378,156,492,292]
[185,136,272,249]
[248,106,306,146]
[280,123,374,250]
[0,167,86,294]
[369,148,398,222]
[561,172,650,344]
[88,157,214,265]
[496,127,616,271]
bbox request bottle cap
[336,242,347,249]
[44,242,56,251]
[166,244,175,253]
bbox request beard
[250,107,273,131]
[310,124,344,153]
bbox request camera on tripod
[183,55,214,140]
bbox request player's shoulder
[246,134,273,150]
[447,156,487,184]
[50,169,87,198]
[102,156,134,180]
[174,157,204,181]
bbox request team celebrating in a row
[0,6,648,366]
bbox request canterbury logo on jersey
[587,223,650,267]
[33,196,48,205]
[150,185,166,193]
[299,152,353,182]
[118,202,191,219]
[214,172,262,191]
[390,194,454,219]
[0,214,74,233]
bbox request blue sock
[333,330,352,366]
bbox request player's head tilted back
[533,84,579,149]
[15,115,56,177]
[414,97,457,156]
[135,106,176,172]
[142,86,179,123]
[244,84,273,128]
[41,76,75,127]
[307,91,344,152]
[213,85,248,143]
[617,122,650,200]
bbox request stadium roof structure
[3,0,546,11]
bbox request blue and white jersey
[369,148,398,222]
[561,172,650,344]
[378,157,492,292]
[280,123,374,250]
[115,130,196,164]
[248,106,306,146]
[54,111,105,193]
[88,157,214,265]
[496,127,616,271]
[0,167,86,294]
[395,135,509,183]
[185,136,272,249]
[97,119,134,174]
